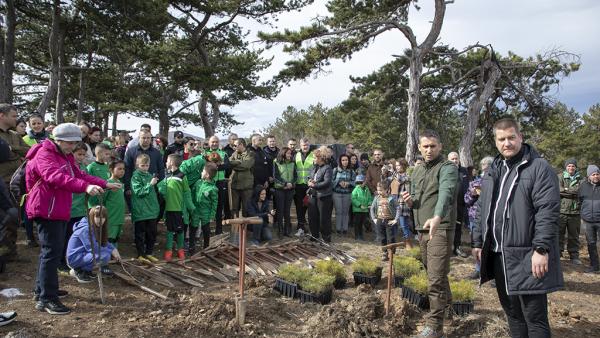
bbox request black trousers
[35,219,66,302]
[294,184,309,230]
[215,180,230,235]
[274,188,293,236]
[493,253,551,338]
[352,212,368,239]
[308,194,333,242]
[134,219,157,257]
[61,216,84,266]
[454,205,466,250]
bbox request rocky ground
[1,217,599,337]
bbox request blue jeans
[35,219,67,302]
[252,221,273,243]
[397,215,413,239]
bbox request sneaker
[57,263,70,276]
[295,228,305,237]
[33,289,68,301]
[0,311,17,326]
[145,255,159,263]
[584,266,599,274]
[177,249,185,261]
[570,258,583,265]
[453,248,469,258]
[468,270,480,280]
[70,269,93,284]
[382,253,389,261]
[38,300,71,315]
[411,326,444,338]
[490,280,496,288]
[100,265,114,276]
[137,256,152,265]
[164,250,173,262]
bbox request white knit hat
[53,123,82,142]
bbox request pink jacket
[25,140,107,221]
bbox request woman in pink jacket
[25,123,121,315]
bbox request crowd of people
[1,103,599,338]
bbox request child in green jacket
[89,160,125,249]
[351,174,373,241]
[158,154,195,262]
[191,162,219,253]
[86,143,111,181]
[131,154,160,263]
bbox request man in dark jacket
[448,151,470,258]
[164,131,185,163]
[263,135,279,186]
[402,130,458,338]
[365,149,386,193]
[472,118,562,338]
[250,134,270,189]
[579,165,600,273]
[558,158,583,264]
[0,137,19,264]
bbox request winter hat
[356,174,365,183]
[0,137,10,163]
[52,123,82,142]
[564,158,577,168]
[360,153,369,161]
[587,165,600,177]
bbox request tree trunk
[159,108,169,136]
[0,0,16,103]
[198,96,214,137]
[458,60,502,167]
[102,112,109,136]
[405,51,422,164]
[111,111,118,136]
[55,27,66,123]
[36,0,61,116]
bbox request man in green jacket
[402,129,458,338]
[229,138,255,218]
[558,158,582,264]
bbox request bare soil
[1,217,599,337]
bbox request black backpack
[9,160,28,207]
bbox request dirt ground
[1,216,599,338]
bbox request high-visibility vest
[295,151,314,184]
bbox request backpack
[9,160,27,206]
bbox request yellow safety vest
[295,151,314,184]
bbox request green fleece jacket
[180,155,206,189]
[158,170,195,214]
[89,178,125,227]
[131,170,160,223]
[351,185,373,213]
[70,163,88,218]
[87,161,110,180]
[193,179,219,227]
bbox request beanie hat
[587,165,600,177]
[360,153,369,161]
[0,137,10,163]
[53,123,82,142]
[564,158,577,168]
[355,174,365,183]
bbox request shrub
[352,257,381,276]
[406,247,421,261]
[300,273,335,294]
[450,279,475,302]
[314,259,346,280]
[278,263,312,285]
[393,256,423,278]
[404,271,428,295]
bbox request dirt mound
[305,290,416,338]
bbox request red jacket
[25,140,107,221]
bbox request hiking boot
[177,249,185,262]
[164,250,173,262]
[145,255,159,263]
[37,300,71,315]
[584,266,599,274]
[0,311,17,326]
[412,326,444,338]
[100,265,114,276]
[70,268,92,284]
[453,248,469,258]
[33,289,68,301]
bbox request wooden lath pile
[113,239,355,300]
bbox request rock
[559,309,569,317]
[149,309,163,316]
[128,317,137,322]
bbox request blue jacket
[67,217,114,271]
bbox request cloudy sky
[119,0,600,139]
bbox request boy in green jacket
[158,154,195,263]
[351,174,373,241]
[131,154,160,263]
[190,162,218,254]
[86,143,111,181]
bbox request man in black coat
[163,131,185,163]
[472,118,562,338]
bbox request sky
[118,0,600,140]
